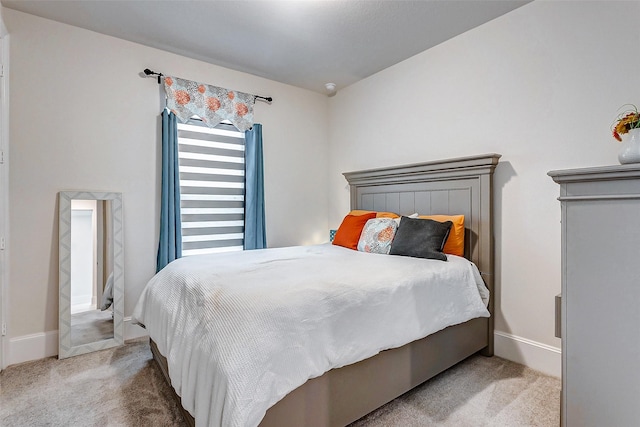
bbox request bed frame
[151,153,501,427]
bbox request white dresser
[549,164,640,427]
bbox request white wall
[70,209,93,309]
[4,8,329,363]
[328,1,640,376]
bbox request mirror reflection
[69,199,114,346]
[59,191,123,359]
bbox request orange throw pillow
[333,212,377,250]
[376,212,400,219]
[418,215,465,257]
[349,209,375,216]
[349,210,400,219]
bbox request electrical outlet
[1,323,6,336]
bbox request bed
[136,153,501,427]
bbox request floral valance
[163,76,255,131]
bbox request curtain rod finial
[143,68,164,84]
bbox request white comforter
[133,244,490,427]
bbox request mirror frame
[58,191,124,359]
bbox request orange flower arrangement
[612,104,640,141]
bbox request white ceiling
[2,0,530,94]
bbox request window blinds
[177,120,245,255]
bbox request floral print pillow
[357,218,398,254]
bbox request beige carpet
[349,355,560,427]
[70,309,114,346]
[0,338,560,426]
[0,338,184,426]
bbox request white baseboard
[124,316,148,340]
[494,331,561,378]
[7,317,149,367]
[7,330,58,366]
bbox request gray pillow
[389,216,453,261]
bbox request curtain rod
[143,68,273,103]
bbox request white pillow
[393,212,418,225]
[357,218,399,254]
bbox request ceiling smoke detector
[325,83,337,97]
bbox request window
[177,119,245,255]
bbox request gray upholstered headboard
[343,153,501,337]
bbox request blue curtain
[244,124,266,249]
[156,109,182,272]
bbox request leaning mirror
[58,191,124,359]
